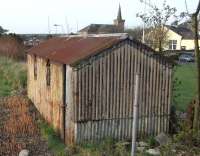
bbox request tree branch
[195,0,200,15]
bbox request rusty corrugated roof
[28,36,124,64]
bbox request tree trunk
[192,13,200,130]
[158,40,162,53]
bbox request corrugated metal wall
[73,40,172,142]
[27,55,64,138]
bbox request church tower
[114,4,125,32]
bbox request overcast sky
[0,0,198,34]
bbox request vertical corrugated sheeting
[73,40,172,142]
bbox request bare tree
[137,1,181,52]
[125,26,143,41]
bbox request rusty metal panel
[28,37,124,65]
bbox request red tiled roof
[28,36,124,64]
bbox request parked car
[179,53,195,63]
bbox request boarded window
[34,55,37,80]
[46,60,51,86]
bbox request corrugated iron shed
[28,36,125,64]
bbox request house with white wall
[165,25,200,51]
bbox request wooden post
[131,74,140,156]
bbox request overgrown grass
[0,56,26,97]
[173,63,197,112]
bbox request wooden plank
[157,57,161,135]
[129,42,134,118]
[85,66,89,120]
[95,60,100,120]
[103,54,107,118]
[123,43,128,120]
[116,46,121,119]
[125,42,131,138]
[142,49,147,136]
[163,60,167,132]
[167,65,172,133]
[113,49,118,119]
[99,57,103,120]
[92,60,96,120]
[159,58,164,133]
[152,56,157,136]
[140,48,145,138]
[110,52,114,119]
[120,45,124,119]
[78,69,82,121]
[106,53,111,118]
[137,45,142,138]
[146,53,151,135]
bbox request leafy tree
[137,0,184,52]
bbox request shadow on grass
[38,120,66,156]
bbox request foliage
[136,0,185,52]
[158,122,200,155]
[147,136,157,148]
[0,56,27,97]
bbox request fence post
[131,74,140,156]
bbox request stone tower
[114,4,125,32]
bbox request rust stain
[28,37,123,65]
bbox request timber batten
[27,36,172,144]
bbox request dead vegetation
[0,96,53,156]
[0,35,25,60]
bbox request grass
[173,63,197,112]
[0,56,26,97]
[38,119,132,156]
[38,121,66,156]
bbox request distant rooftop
[166,25,195,39]
[79,24,122,34]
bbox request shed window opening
[46,60,51,86]
[34,55,37,80]
[169,40,177,50]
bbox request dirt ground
[0,96,54,156]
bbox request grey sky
[0,0,198,34]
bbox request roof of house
[79,24,120,34]
[166,25,194,39]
